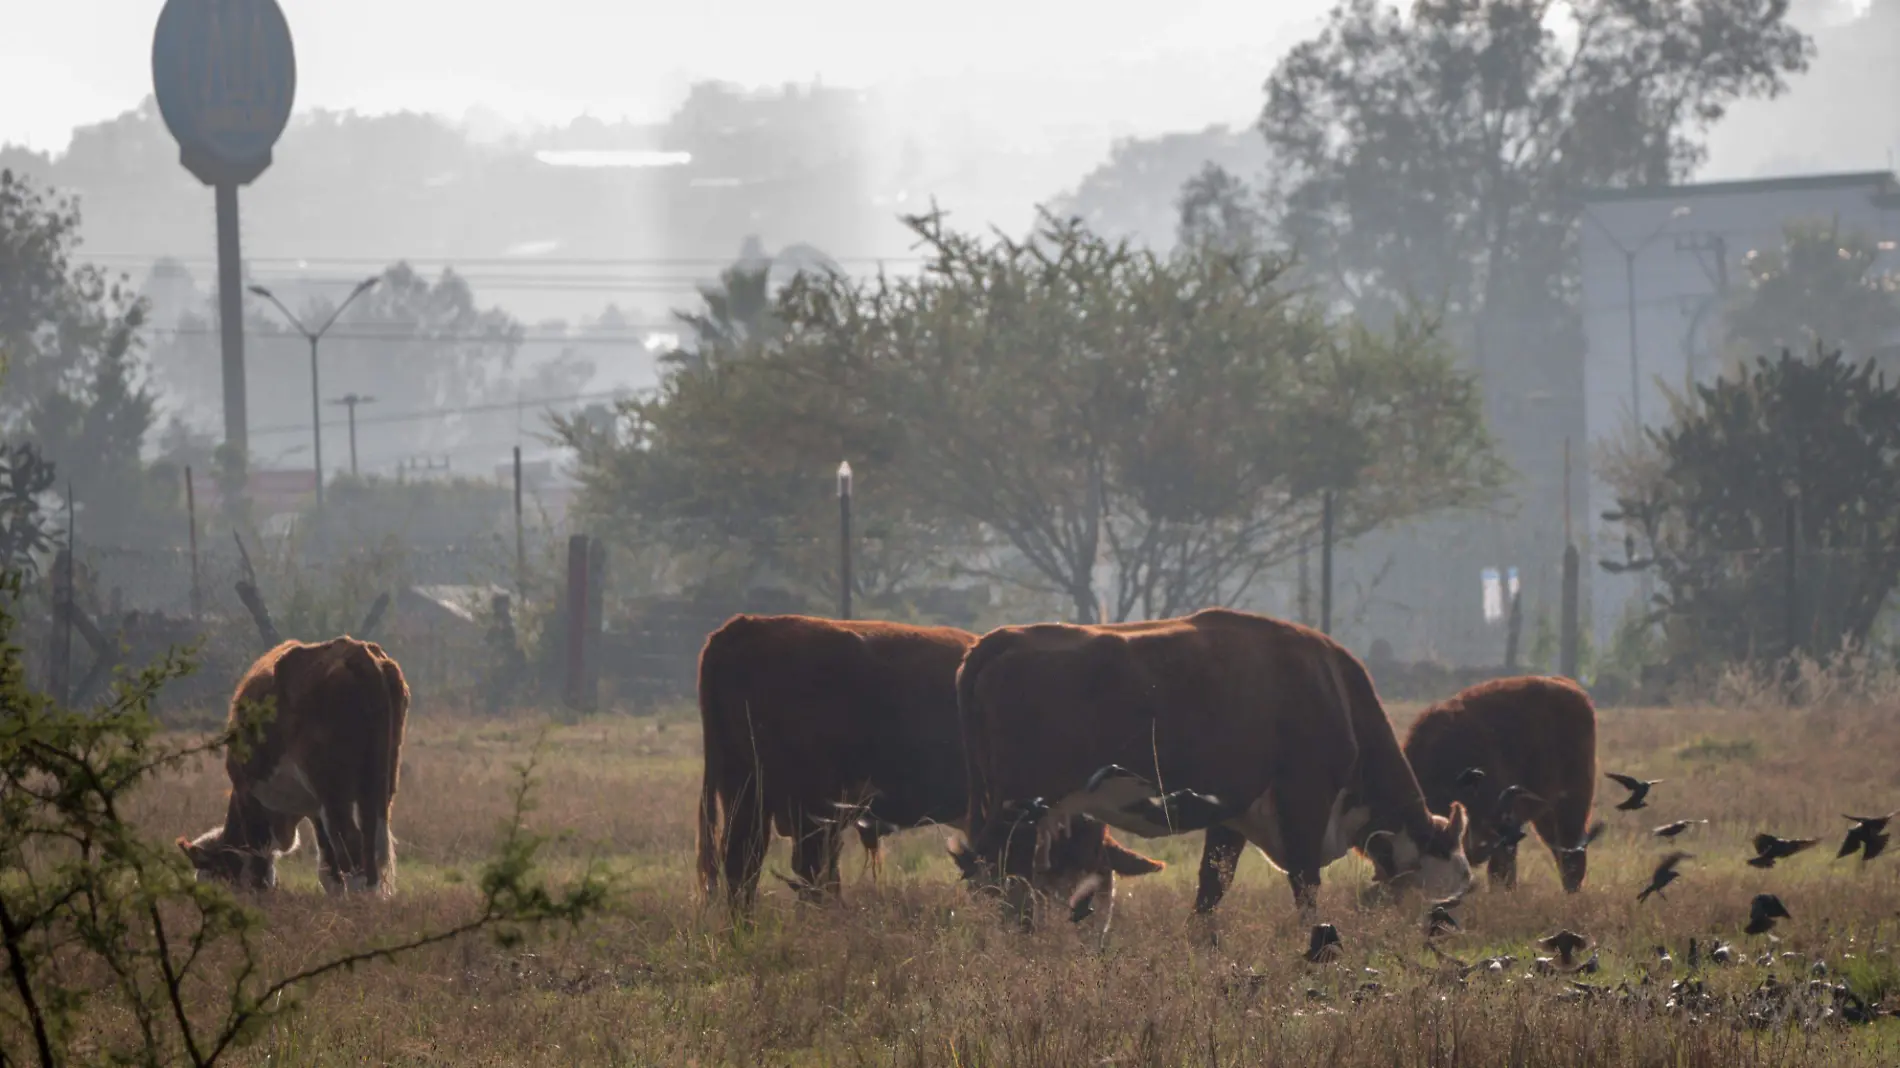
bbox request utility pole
[327,392,376,476]
[249,275,379,512]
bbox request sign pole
[215,183,248,458]
[153,0,298,466]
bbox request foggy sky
[2,0,1327,152]
[4,0,1891,218]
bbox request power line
[145,327,682,345]
[93,253,926,267]
[240,388,645,438]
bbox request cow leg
[1487,842,1519,890]
[1193,825,1247,948]
[789,808,843,904]
[1539,805,1589,893]
[309,815,346,895]
[720,785,770,913]
[1269,783,1336,923]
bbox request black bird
[1427,903,1460,939]
[1638,851,1691,903]
[1653,819,1707,839]
[1710,939,1734,965]
[1085,764,1143,794]
[1838,813,1894,863]
[1607,773,1663,811]
[1539,929,1590,969]
[1122,788,1227,835]
[1454,766,1487,790]
[1746,893,1791,936]
[1306,923,1343,963]
[1748,833,1821,869]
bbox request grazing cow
[950,609,1472,929]
[696,613,1158,913]
[178,637,410,896]
[1401,675,1599,892]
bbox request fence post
[48,547,72,705]
[584,536,606,709]
[513,446,525,599]
[563,534,589,712]
[1319,490,1335,635]
[185,464,203,618]
[1558,437,1580,681]
[1504,585,1523,671]
[1559,545,1580,679]
[1784,498,1799,660]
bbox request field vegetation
[109,678,1900,1067]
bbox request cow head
[947,805,1164,927]
[176,829,278,891]
[1461,786,1549,864]
[1364,801,1472,903]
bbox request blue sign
[152,0,297,186]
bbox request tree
[1174,162,1269,255]
[0,442,54,576]
[1050,126,1272,253]
[556,318,969,610]
[1261,0,1812,334]
[147,263,532,471]
[0,571,610,1068]
[1602,345,1900,670]
[0,170,151,435]
[1721,219,1900,372]
[772,210,1505,622]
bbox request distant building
[1577,170,1900,645]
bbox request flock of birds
[1279,770,1899,1027]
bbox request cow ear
[1444,801,1469,845]
[1104,840,1166,876]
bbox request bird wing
[1786,837,1821,855]
[1606,772,1644,791]
[1752,833,1778,854]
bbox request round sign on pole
[152,0,297,187]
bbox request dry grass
[126,695,1900,1067]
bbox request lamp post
[837,461,853,621]
[327,392,377,477]
[248,275,380,512]
[1580,204,1692,430]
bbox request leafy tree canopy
[1260,0,1812,335]
[1604,344,1900,670]
[565,210,1506,622]
[1721,218,1900,372]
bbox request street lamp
[248,275,380,511]
[1581,204,1693,430]
[327,392,377,477]
[837,461,853,621]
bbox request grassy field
[129,692,1900,1067]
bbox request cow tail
[954,632,1014,841]
[354,647,401,898]
[695,629,730,902]
[374,649,409,897]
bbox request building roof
[1581,170,1897,205]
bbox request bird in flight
[1606,772,1662,811]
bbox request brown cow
[178,637,410,896]
[695,613,1160,913]
[950,609,1472,929]
[1402,675,1600,893]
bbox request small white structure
[1578,170,1900,645]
